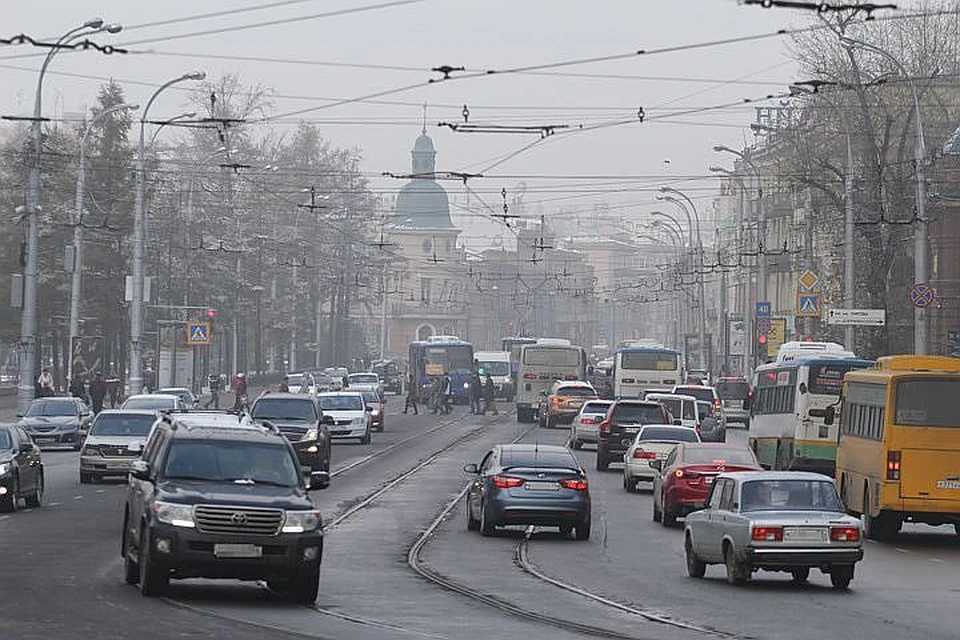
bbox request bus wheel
[863,487,898,541]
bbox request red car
[651,443,761,527]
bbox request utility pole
[803,187,814,338]
[297,186,327,370]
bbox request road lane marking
[73,495,83,500]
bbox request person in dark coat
[403,374,419,415]
[105,372,121,408]
[88,371,107,414]
[70,375,86,401]
[469,371,483,414]
[483,373,499,416]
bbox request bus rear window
[809,364,858,396]
[894,379,960,427]
[620,352,678,370]
[523,348,580,367]
[716,380,749,400]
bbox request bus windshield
[424,345,474,374]
[478,361,510,376]
[523,347,580,367]
[894,379,960,427]
[620,351,678,371]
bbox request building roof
[392,130,455,229]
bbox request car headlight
[282,509,322,533]
[302,429,318,442]
[352,416,367,426]
[151,501,196,528]
[0,462,10,476]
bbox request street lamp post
[129,71,205,395]
[69,102,138,385]
[841,35,928,354]
[19,18,121,412]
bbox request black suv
[596,400,671,471]
[249,393,332,474]
[121,413,330,602]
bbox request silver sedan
[683,471,863,589]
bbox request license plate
[331,430,351,436]
[783,527,827,542]
[622,427,639,435]
[34,437,56,443]
[214,543,262,558]
[525,481,559,491]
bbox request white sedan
[567,400,613,449]
[623,424,700,492]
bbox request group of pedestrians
[66,369,122,414]
[469,371,499,416]
[401,369,499,416]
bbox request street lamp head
[713,145,730,153]
[708,166,725,173]
[83,18,105,29]
[184,71,206,81]
[104,23,123,34]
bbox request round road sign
[908,282,936,308]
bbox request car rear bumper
[624,459,658,481]
[146,523,323,581]
[742,547,863,567]
[487,498,590,526]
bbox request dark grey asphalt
[2,407,958,640]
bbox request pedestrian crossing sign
[796,293,821,318]
[187,322,212,345]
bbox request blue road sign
[909,282,936,308]
[796,293,821,318]
[187,322,211,345]
[756,301,772,317]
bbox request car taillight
[751,526,783,542]
[560,478,588,491]
[830,526,861,542]
[622,378,635,384]
[632,449,657,459]
[599,420,611,433]
[714,398,722,412]
[887,450,901,480]
[675,469,700,479]
[523,373,537,380]
[492,475,524,488]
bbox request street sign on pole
[908,282,936,308]
[756,301,772,317]
[797,270,820,291]
[767,317,787,358]
[827,308,886,326]
[186,322,212,346]
[796,293,822,318]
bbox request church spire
[422,102,427,135]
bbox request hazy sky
[0,1,907,235]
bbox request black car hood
[155,480,313,511]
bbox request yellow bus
[830,355,960,540]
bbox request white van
[644,393,701,429]
[474,350,513,400]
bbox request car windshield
[557,386,595,397]
[716,380,750,400]
[319,395,364,411]
[611,404,664,425]
[25,400,76,417]
[0,430,11,449]
[501,448,578,470]
[287,374,305,386]
[251,398,317,422]
[581,401,612,414]
[682,448,756,466]
[696,401,714,418]
[361,391,381,404]
[478,361,510,376]
[122,397,175,410]
[89,414,155,437]
[157,389,191,402]
[740,479,842,512]
[673,387,715,403]
[162,441,300,486]
[638,426,699,442]
[350,374,378,384]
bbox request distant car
[539,381,598,429]
[567,400,614,449]
[310,372,335,393]
[358,389,386,432]
[285,373,316,395]
[684,471,863,589]
[596,400,672,471]
[645,393,700,429]
[464,443,591,540]
[316,392,371,444]
[651,443,761,526]
[155,387,200,409]
[672,385,722,416]
[715,377,751,427]
[18,397,92,450]
[80,410,158,483]
[249,394,332,474]
[121,394,182,412]
[623,425,701,492]
[0,424,44,512]
[695,400,727,443]
[347,372,383,394]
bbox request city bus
[515,338,588,423]
[408,336,475,404]
[501,336,537,379]
[832,355,960,540]
[611,346,682,398]
[748,356,874,473]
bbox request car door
[714,478,741,554]
[468,449,495,518]
[700,478,730,561]
[128,427,168,540]
[655,446,679,506]
[13,427,39,494]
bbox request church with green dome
[392,130,456,229]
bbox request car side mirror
[321,415,335,425]
[307,470,330,491]
[463,463,479,474]
[129,460,151,481]
[15,413,22,418]
[365,406,373,412]
[649,459,662,471]
[673,418,682,426]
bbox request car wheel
[652,495,662,522]
[575,517,591,541]
[284,568,321,604]
[571,438,582,450]
[466,497,480,531]
[863,487,898,541]
[73,440,82,452]
[479,501,496,537]
[596,450,609,472]
[790,567,810,584]
[724,544,749,586]
[359,429,371,445]
[79,472,92,484]
[685,536,706,579]
[830,565,854,590]
[138,527,169,597]
[623,474,637,493]
[0,475,19,513]
[123,516,140,585]
[559,523,573,537]
[662,498,678,528]
[24,472,42,508]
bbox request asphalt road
[2,407,958,640]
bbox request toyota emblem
[230,512,248,524]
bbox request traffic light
[756,329,768,355]
[206,309,217,321]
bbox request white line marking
[73,495,84,500]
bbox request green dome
[392,131,454,229]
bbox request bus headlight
[463,382,470,390]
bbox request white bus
[515,339,588,423]
[748,355,873,474]
[775,341,855,363]
[611,346,683,399]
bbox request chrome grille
[194,505,283,536]
[278,426,307,440]
[100,446,140,457]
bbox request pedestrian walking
[38,368,54,397]
[483,373,499,415]
[233,372,248,411]
[89,371,107,414]
[440,373,453,415]
[403,374,419,415]
[429,377,443,414]
[105,372,121,408]
[204,374,220,409]
[469,371,483,414]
